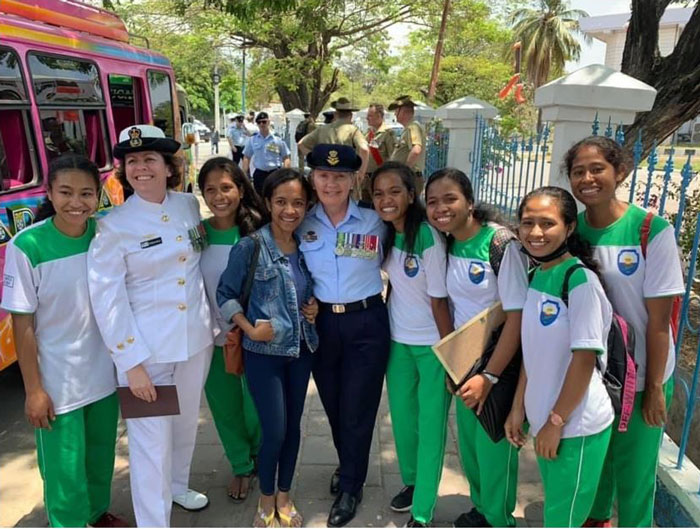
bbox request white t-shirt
[1,218,115,415]
[200,220,240,347]
[521,258,614,438]
[577,205,685,390]
[447,224,529,327]
[384,222,447,345]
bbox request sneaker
[405,516,429,527]
[454,508,491,527]
[582,518,612,528]
[90,513,130,528]
[172,489,209,511]
[390,486,415,512]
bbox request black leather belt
[319,294,383,314]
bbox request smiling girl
[372,162,452,527]
[425,168,528,528]
[1,154,125,528]
[565,137,684,527]
[198,157,265,502]
[506,186,614,528]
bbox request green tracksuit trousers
[456,401,519,527]
[35,392,119,528]
[204,345,261,475]
[537,426,612,527]
[386,341,452,524]
[589,380,673,527]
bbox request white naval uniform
[87,190,214,527]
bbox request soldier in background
[389,95,426,196]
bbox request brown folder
[116,385,181,419]
[432,302,506,386]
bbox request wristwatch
[549,411,565,427]
[481,371,499,385]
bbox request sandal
[228,471,256,502]
[276,500,303,528]
[253,499,278,528]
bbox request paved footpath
[2,142,546,527]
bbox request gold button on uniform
[178,303,187,311]
[176,235,183,242]
[161,214,170,222]
[178,255,187,263]
[177,278,185,286]
[126,336,135,344]
[116,343,125,350]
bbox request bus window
[27,53,111,170]
[0,47,38,192]
[109,74,147,134]
[147,70,174,138]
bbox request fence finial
[604,116,613,138]
[591,111,599,136]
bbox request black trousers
[232,147,244,164]
[253,169,276,196]
[312,302,390,494]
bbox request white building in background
[579,7,699,143]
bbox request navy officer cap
[307,144,362,172]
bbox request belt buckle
[331,304,346,314]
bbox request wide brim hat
[388,94,416,111]
[331,97,359,112]
[114,124,180,159]
[307,144,362,172]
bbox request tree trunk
[623,1,700,157]
[427,0,451,105]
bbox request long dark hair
[517,186,602,280]
[35,154,100,222]
[198,157,265,236]
[262,167,313,208]
[425,167,504,250]
[371,161,425,260]
[563,136,633,181]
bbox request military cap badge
[128,127,143,147]
[327,149,340,166]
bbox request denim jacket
[217,224,319,357]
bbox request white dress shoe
[172,489,209,511]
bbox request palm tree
[510,0,590,90]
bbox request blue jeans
[244,343,312,495]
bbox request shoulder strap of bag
[640,211,654,259]
[561,263,586,306]
[240,235,261,310]
[488,226,516,277]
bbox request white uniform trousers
[117,346,213,527]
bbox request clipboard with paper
[431,302,506,389]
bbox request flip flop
[228,471,256,502]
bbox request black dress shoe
[328,491,361,527]
[330,466,341,495]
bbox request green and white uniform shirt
[522,258,614,438]
[200,219,240,347]
[384,222,447,345]
[1,218,115,414]
[447,224,528,328]
[577,204,684,390]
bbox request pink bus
[0,0,185,370]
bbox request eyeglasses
[256,120,269,124]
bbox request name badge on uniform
[335,232,379,259]
[140,237,163,249]
[188,223,208,252]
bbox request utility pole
[427,0,451,105]
[213,64,221,133]
[241,48,247,114]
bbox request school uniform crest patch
[540,300,560,326]
[404,255,419,277]
[468,261,485,284]
[617,249,640,276]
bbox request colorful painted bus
[0,0,185,370]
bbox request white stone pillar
[413,101,436,128]
[535,64,657,190]
[436,97,498,175]
[286,108,306,167]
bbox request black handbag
[463,323,522,443]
